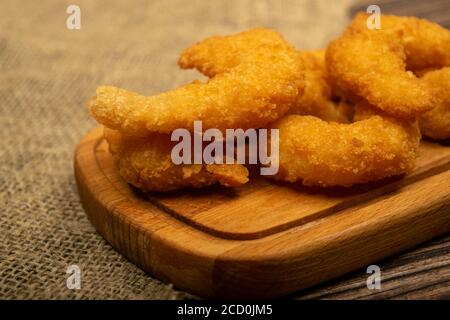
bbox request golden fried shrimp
[178,28,292,77]
[326,13,450,119]
[346,13,450,71]
[419,67,450,140]
[294,51,351,123]
[89,29,304,136]
[269,105,420,187]
[181,45,349,123]
[104,128,249,192]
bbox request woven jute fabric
[0,0,353,299]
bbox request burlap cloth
[0,0,354,299]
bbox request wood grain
[295,234,450,299]
[75,128,450,299]
[150,141,450,240]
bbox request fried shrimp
[270,105,420,187]
[419,67,450,140]
[178,28,295,77]
[104,128,249,192]
[89,29,304,136]
[346,13,450,71]
[181,45,349,123]
[294,51,351,123]
[326,13,450,119]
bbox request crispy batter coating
[89,29,304,136]
[87,20,441,192]
[419,67,450,140]
[178,28,290,77]
[326,13,450,119]
[104,128,249,192]
[270,105,420,187]
[346,13,450,71]
[294,51,351,123]
[181,45,350,123]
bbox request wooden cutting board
[74,127,450,299]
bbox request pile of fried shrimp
[88,13,450,192]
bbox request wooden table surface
[293,0,450,300]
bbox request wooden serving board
[74,127,450,299]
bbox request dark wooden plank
[294,234,450,299]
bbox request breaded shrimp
[178,28,291,77]
[269,105,420,187]
[346,13,450,71]
[181,45,350,123]
[326,13,450,119]
[104,128,249,192]
[294,51,351,123]
[89,29,304,136]
[419,67,450,140]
